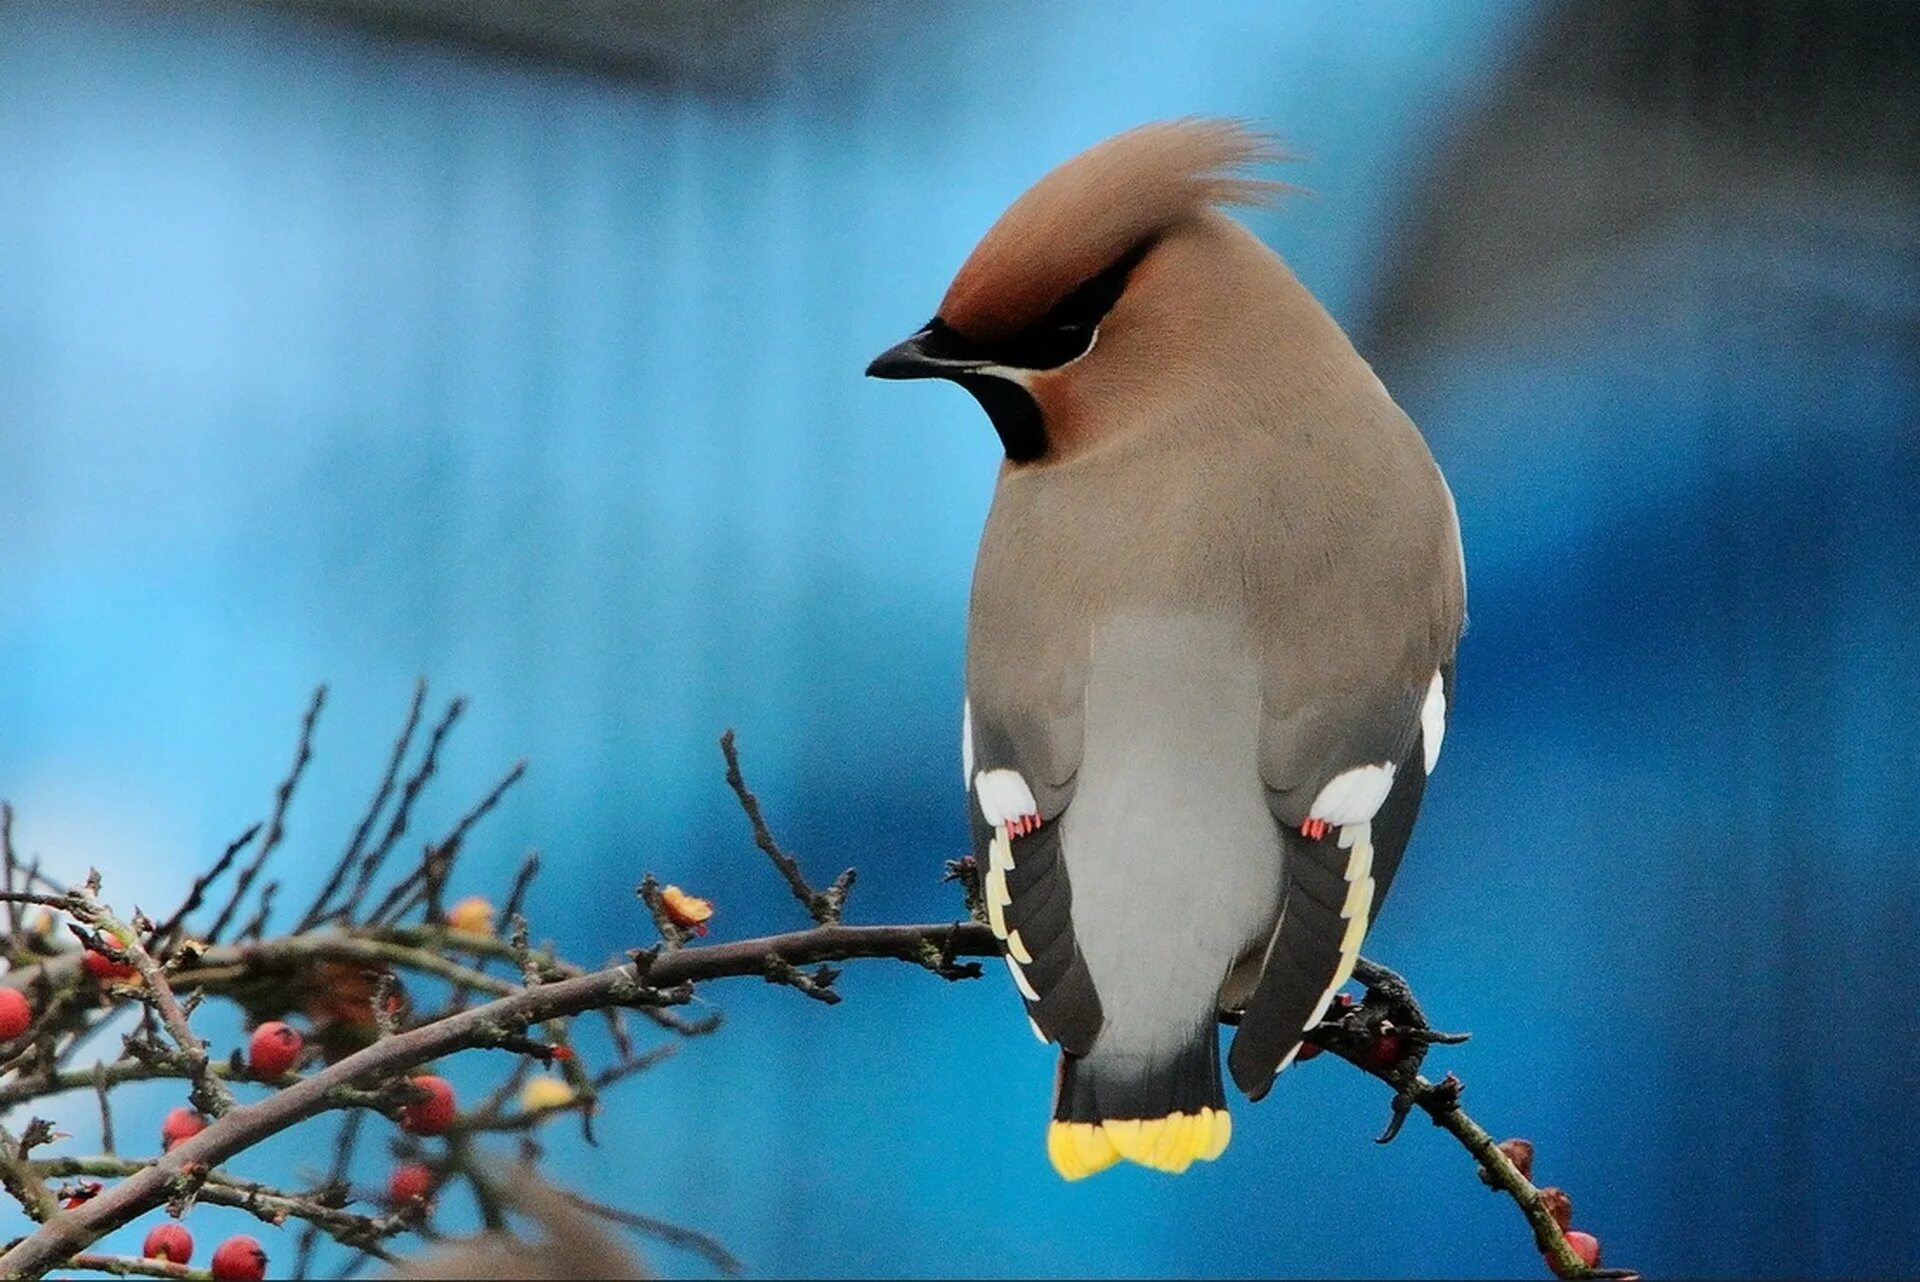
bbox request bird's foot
[1299,818,1330,840]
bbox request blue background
[3,1,1916,1277]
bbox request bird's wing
[1226,655,1454,1099]
[963,693,1104,1055]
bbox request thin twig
[149,823,261,948]
[561,1188,744,1276]
[293,1110,364,1280]
[208,686,326,942]
[500,851,540,927]
[364,760,526,929]
[719,730,855,925]
[331,697,467,926]
[299,678,428,931]
[2,802,21,938]
[93,1063,114,1156]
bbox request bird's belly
[1059,612,1282,1057]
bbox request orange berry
[446,896,495,935]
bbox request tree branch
[0,922,999,1277]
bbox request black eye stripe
[934,234,1157,372]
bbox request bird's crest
[938,118,1288,343]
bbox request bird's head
[867,118,1287,466]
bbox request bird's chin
[951,372,1047,463]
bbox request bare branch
[719,730,853,925]
[299,678,428,932]
[208,686,327,943]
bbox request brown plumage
[939,118,1286,343]
[870,119,1464,1180]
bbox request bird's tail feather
[1047,1030,1231,1180]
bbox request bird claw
[1005,813,1042,839]
[1300,818,1330,840]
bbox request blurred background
[2,0,1916,1276]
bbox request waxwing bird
[868,119,1465,1180]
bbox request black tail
[1046,1030,1232,1178]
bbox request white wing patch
[961,699,975,787]
[1421,671,1446,775]
[1307,763,1395,826]
[974,768,1037,828]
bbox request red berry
[161,1107,206,1152]
[81,949,136,982]
[386,1161,435,1206]
[397,1075,457,1135]
[210,1234,267,1282]
[1359,1032,1404,1070]
[142,1222,194,1264]
[247,1021,304,1077]
[0,988,31,1040]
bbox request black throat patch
[930,234,1159,462]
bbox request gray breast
[1060,611,1285,1058]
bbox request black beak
[865,327,983,381]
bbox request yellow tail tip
[1047,1109,1232,1180]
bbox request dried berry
[1539,1186,1573,1231]
[660,885,714,935]
[1498,1137,1536,1181]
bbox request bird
[867,119,1466,1180]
